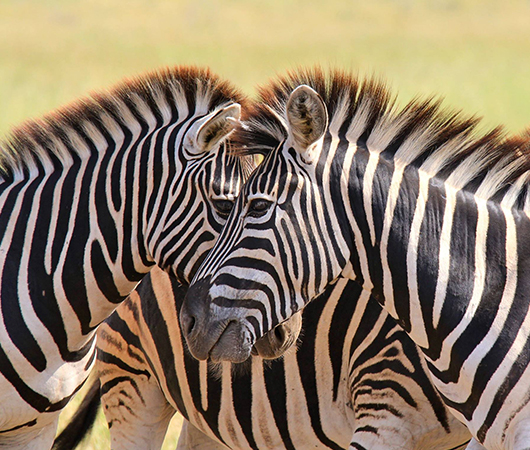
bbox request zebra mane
[0,66,247,179]
[233,67,530,208]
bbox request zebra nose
[180,310,196,336]
[180,275,213,340]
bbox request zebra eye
[247,199,273,218]
[212,199,234,218]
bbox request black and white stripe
[69,268,468,449]
[0,66,251,449]
[183,68,530,450]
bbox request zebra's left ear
[286,85,328,162]
[186,103,241,156]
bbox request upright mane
[0,66,247,178]
[233,67,530,208]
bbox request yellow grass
[1,0,530,137]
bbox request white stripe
[432,186,457,329]
[406,171,431,348]
[433,197,489,381]
[362,151,381,247]
[380,163,405,321]
[340,143,373,290]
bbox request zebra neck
[345,147,529,364]
[0,143,157,357]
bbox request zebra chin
[183,314,301,363]
[182,315,255,363]
[209,320,255,363]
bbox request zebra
[0,66,258,449]
[181,68,530,450]
[56,267,470,450]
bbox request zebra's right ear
[185,103,241,157]
[286,85,328,161]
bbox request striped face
[151,134,252,284]
[181,86,350,362]
[131,102,256,286]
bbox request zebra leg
[98,305,176,450]
[100,370,175,450]
[176,421,228,450]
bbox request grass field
[2,0,530,448]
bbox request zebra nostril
[188,315,196,334]
[181,312,196,337]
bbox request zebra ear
[186,103,241,156]
[286,85,328,160]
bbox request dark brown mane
[0,66,247,178]
[232,67,530,207]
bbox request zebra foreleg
[100,371,175,450]
[52,380,101,450]
[176,421,228,450]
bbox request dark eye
[212,199,234,218]
[248,199,273,218]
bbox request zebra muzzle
[181,276,255,363]
[251,312,302,359]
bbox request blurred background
[1,0,529,447]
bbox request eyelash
[212,199,234,218]
[247,199,273,218]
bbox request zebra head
[182,74,355,363]
[144,101,250,285]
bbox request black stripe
[0,419,37,433]
[98,349,150,378]
[139,276,190,421]
[0,345,74,413]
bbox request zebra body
[94,267,469,450]
[182,69,530,449]
[0,67,250,449]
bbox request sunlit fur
[187,67,530,449]
[0,66,252,449]
[91,269,469,450]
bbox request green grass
[3,0,530,447]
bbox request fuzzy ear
[286,85,328,156]
[186,103,241,156]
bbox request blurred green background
[2,0,530,138]
[1,0,529,447]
